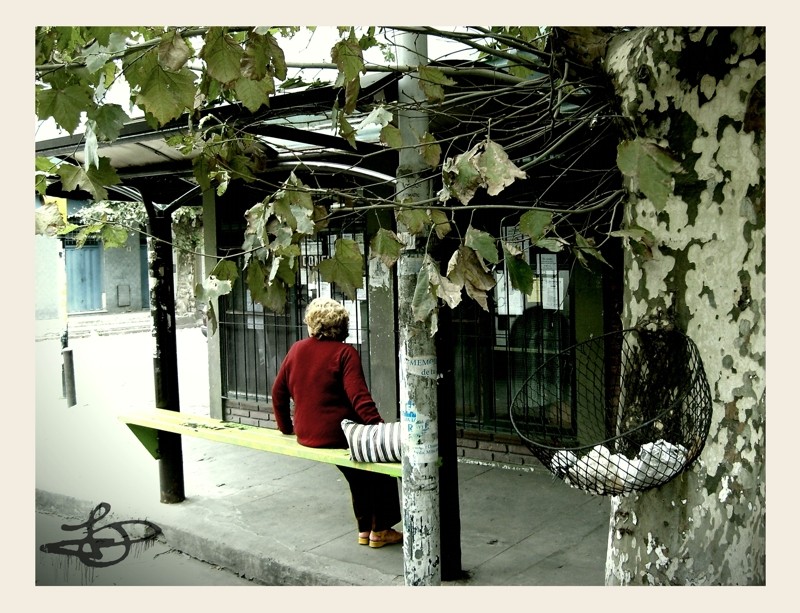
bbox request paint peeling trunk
[603,27,765,585]
[396,32,441,586]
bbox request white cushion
[341,419,402,463]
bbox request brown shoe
[369,528,402,548]
[358,531,370,545]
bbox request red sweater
[271,337,383,448]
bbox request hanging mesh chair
[509,325,712,495]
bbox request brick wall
[455,428,540,469]
[224,398,539,469]
[224,399,278,428]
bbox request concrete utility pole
[395,31,441,587]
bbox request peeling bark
[599,27,766,585]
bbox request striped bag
[341,419,402,463]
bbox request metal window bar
[218,222,574,439]
[219,230,371,403]
[453,244,573,435]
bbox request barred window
[219,230,371,403]
[450,226,573,435]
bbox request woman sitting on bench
[271,297,403,549]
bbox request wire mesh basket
[509,326,712,495]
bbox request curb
[35,489,405,587]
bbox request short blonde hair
[304,298,349,340]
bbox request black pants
[336,466,402,532]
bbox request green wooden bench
[118,408,403,478]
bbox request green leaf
[200,27,244,84]
[58,157,120,200]
[87,104,129,142]
[419,132,441,168]
[358,105,393,132]
[271,225,294,250]
[617,138,684,211]
[312,204,330,233]
[440,146,483,205]
[35,197,68,236]
[572,245,588,269]
[290,205,315,235]
[263,280,288,314]
[344,77,360,115]
[608,225,656,245]
[428,209,451,239]
[380,125,403,149]
[36,82,94,134]
[331,31,364,83]
[266,33,287,81]
[100,224,129,249]
[509,64,536,80]
[395,207,430,235]
[439,138,525,205]
[270,245,300,286]
[248,257,288,314]
[534,238,565,253]
[357,26,379,51]
[338,114,357,149]
[82,33,127,74]
[241,33,271,80]
[195,274,234,335]
[503,243,534,296]
[85,27,127,49]
[245,257,268,301]
[609,225,656,260]
[446,246,496,311]
[36,156,58,173]
[317,238,363,299]
[158,30,192,72]
[424,255,463,310]
[35,173,48,195]
[246,260,287,313]
[370,228,404,268]
[519,210,553,242]
[476,139,527,196]
[191,156,210,192]
[465,226,499,265]
[574,232,610,267]
[129,51,196,126]
[83,121,100,169]
[235,76,272,112]
[210,259,240,283]
[412,258,438,324]
[271,173,314,233]
[418,65,456,103]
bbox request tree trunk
[602,27,765,585]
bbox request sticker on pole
[406,355,437,378]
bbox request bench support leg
[158,430,185,504]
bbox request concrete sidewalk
[34,314,612,586]
[35,403,611,586]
